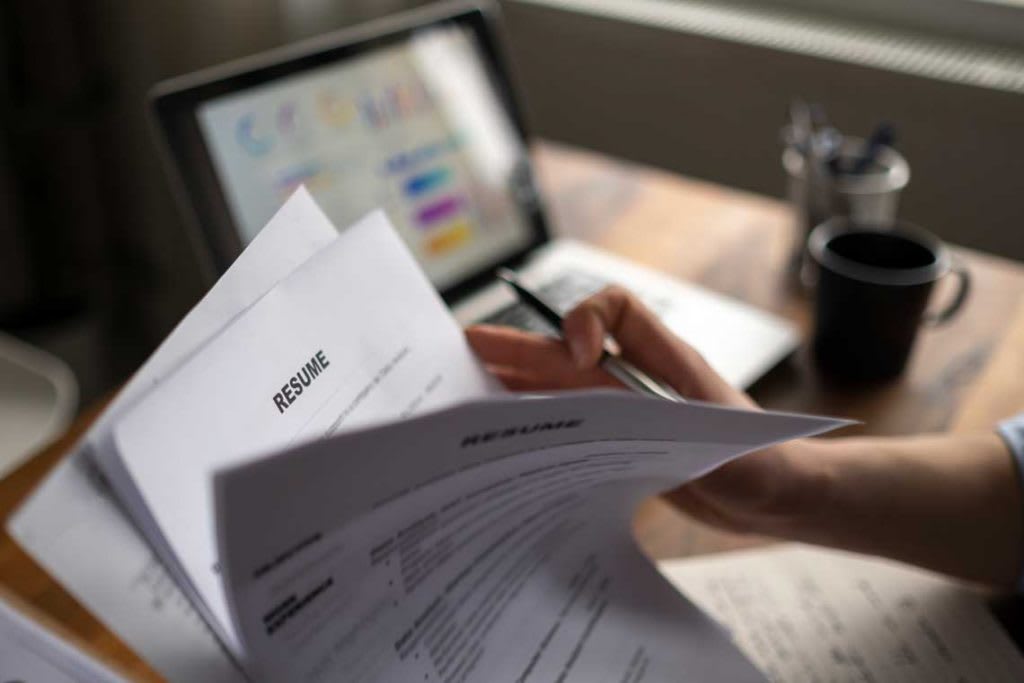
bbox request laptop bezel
[149,0,551,304]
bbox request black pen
[495,269,685,402]
[848,122,896,175]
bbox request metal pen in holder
[783,137,910,237]
[781,103,911,287]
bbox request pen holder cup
[783,138,910,278]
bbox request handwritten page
[660,544,1024,683]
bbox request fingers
[661,486,749,535]
[466,325,619,390]
[562,286,735,402]
[563,286,682,371]
[468,285,752,406]
[467,325,572,376]
[485,364,619,391]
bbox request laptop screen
[191,21,537,291]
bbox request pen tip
[495,268,517,285]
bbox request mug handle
[923,260,971,326]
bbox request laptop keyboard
[480,270,614,334]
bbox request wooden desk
[530,143,1024,563]
[4,142,1024,679]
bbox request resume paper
[9,188,848,681]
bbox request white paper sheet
[660,544,1024,683]
[0,595,128,683]
[112,209,499,650]
[215,391,846,681]
[7,187,338,682]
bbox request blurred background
[2,0,1023,407]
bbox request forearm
[779,433,1024,587]
[469,289,1024,587]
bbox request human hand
[466,285,753,407]
[466,285,821,537]
[468,286,1024,585]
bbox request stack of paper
[8,189,843,681]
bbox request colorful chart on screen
[197,24,535,290]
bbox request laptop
[150,0,797,389]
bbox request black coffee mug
[808,218,971,381]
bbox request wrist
[783,432,1024,587]
[754,438,840,540]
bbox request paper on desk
[7,187,338,682]
[112,208,499,653]
[660,544,1024,683]
[215,391,846,681]
[1,591,129,682]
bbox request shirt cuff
[996,412,1024,593]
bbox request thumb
[562,303,607,369]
